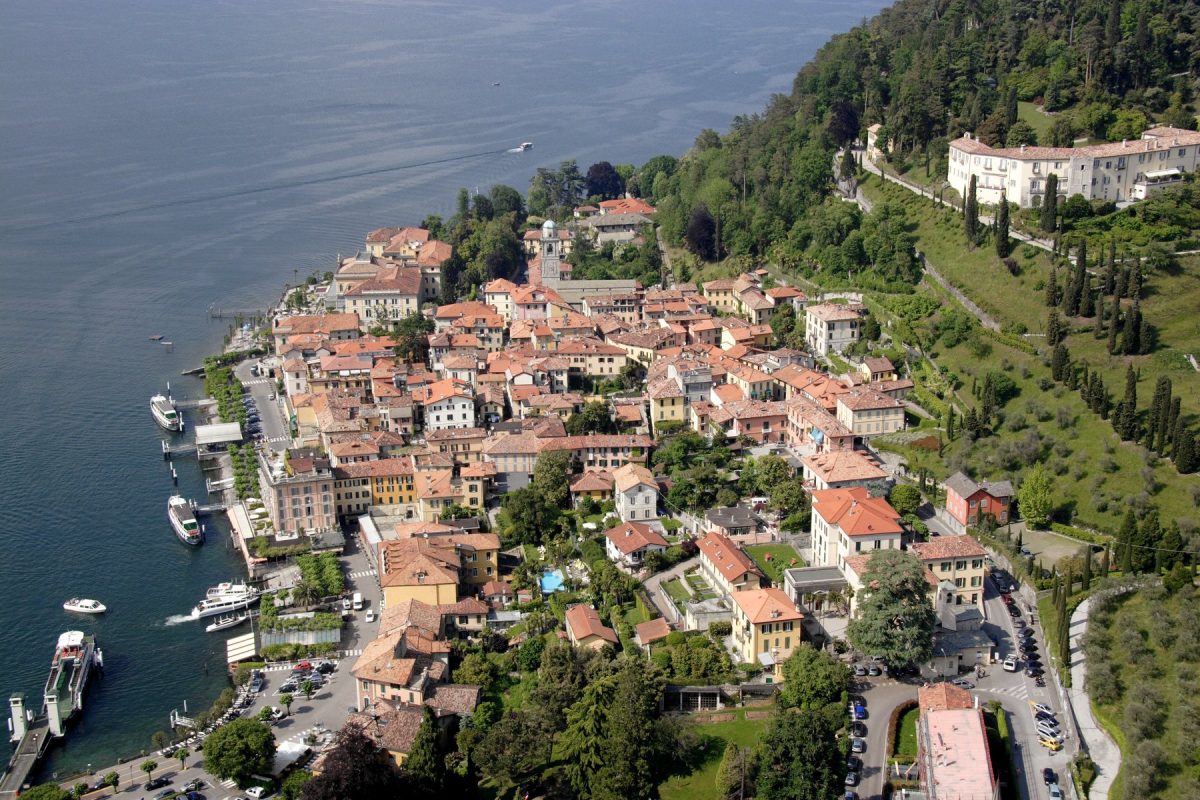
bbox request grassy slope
[1017,101,1054,141]
[660,709,771,800]
[860,175,1198,534]
[1093,591,1194,800]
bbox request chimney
[1020,144,1026,153]
[1122,139,1127,148]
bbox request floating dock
[0,709,51,800]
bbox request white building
[810,487,903,569]
[948,126,1200,208]
[422,378,475,431]
[612,462,659,522]
[603,521,668,569]
[804,303,865,357]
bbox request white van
[352,592,364,611]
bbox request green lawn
[660,709,771,800]
[623,603,650,627]
[744,543,804,584]
[1018,101,1054,141]
[894,705,920,758]
[663,578,691,603]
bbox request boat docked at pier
[168,495,202,546]
[44,631,102,737]
[191,583,260,619]
[150,394,181,431]
[205,613,249,633]
[62,598,106,614]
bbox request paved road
[233,359,290,453]
[854,676,917,799]
[641,556,699,626]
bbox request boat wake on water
[164,614,194,626]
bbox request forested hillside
[647,0,1200,273]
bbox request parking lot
[233,359,289,452]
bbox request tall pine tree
[995,192,1010,257]
[965,175,979,245]
[1041,174,1058,232]
[1114,365,1139,441]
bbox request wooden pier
[0,716,51,799]
[193,503,228,516]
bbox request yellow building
[702,278,739,313]
[380,539,460,607]
[335,457,416,506]
[910,536,989,608]
[648,375,686,431]
[835,387,906,439]
[730,588,804,678]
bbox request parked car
[846,756,862,773]
[845,772,859,787]
[154,789,175,800]
[1012,618,1026,629]
[145,777,171,791]
[315,659,336,674]
[845,793,860,800]
[185,792,207,800]
[1036,722,1062,739]
[1007,605,1022,617]
[1033,703,1055,716]
[365,609,376,623]
[1002,656,1019,672]
[1043,768,1057,785]
[950,678,974,689]
[867,664,882,676]
[279,680,299,693]
[246,787,270,799]
[851,737,865,753]
[1025,665,1044,677]
[1039,737,1063,752]
[853,664,867,677]
[1048,784,1063,800]
[182,779,206,792]
[850,702,867,720]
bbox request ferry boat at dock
[168,495,202,546]
[191,583,260,619]
[150,394,181,431]
[205,613,249,633]
[44,631,102,737]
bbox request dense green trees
[301,724,408,800]
[755,706,847,800]
[203,719,276,787]
[847,550,937,666]
[1017,462,1055,528]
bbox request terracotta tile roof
[538,434,653,453]
[766,286,805,300]
[484,278,518,294]
[696,532,763,583]
[380,539,460,588]
[634,617,672,645]
[482,580,512,597]
[333,455,414,479]
[421,377,473,407]
[393,521,457,538]
[731,588,803,625]
[612,463,656,493]
[425,683,481,715]
[416,240,452,267]
[811,487,903,537]
[843,554,940,588]
[918,682,974,713]
[438,597,489,616]
[378,597,442,639]
[838,386,904,412]
[805,303,864,322]
[598,197,657,215]
[343,265,421,297]
[802,450,887,484]
[345,706,426,755]
[909,536,988,562]
[604,521,668,556]
[274,312,360,336]
[435,301,496,320]
[565,604,618,645]
[425,426,486,443]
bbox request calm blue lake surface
[0,0,885,776]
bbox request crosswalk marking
[243,378,272,386]
[219,778,237,789]
[343,648,362,657]
[348,568,376,579]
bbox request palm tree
[174,747,189,771]
[280,693,294,717]
[291,580,320,608]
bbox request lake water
[0,0,885,777]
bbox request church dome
[541,219,557,237]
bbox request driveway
[854,674,918,800]
[1066,596,1121,800]
[641,556,699,626]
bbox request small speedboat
[63,598,107,614]
[205,613,249,633]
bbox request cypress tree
[1080,278,1094,317]
[1104,241,1116,295]
[1051,343,1070,382]
[946,406,956,440]
[1095,295,1107,338]
[1118,509,1136,574]
[1066,240,1086,316]
[1138,316,1154,355]
[1005,85,1018,128]
[840,148,856,182]
[965,175,979,245]
[1167,397,1181,448]
[1115,365,1138,441]
[1046,308,1062,346]
[1135,511,1161,574]
[996,192,1010,257]
[1176,430,1197,473]
[965,407,981,440]
[1107,306,1120,353]
[1115,264,1128,299]
[1081,545,1092,590]
[1152,377,1172,455]
[1100,548,1110,579]
[1130,258,1143,299]
[1041,174,1058,232]
[1121,300,1140,355]
[1045,268,1060,308]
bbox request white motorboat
[62,598,107,614]
[150,394,181,431]
[205,613,249,633]
[519,141,533,151]
[206,581,255,600]
[168,495,202,546]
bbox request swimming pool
[540,569,566,594]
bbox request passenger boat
[191,590,259,619]
[150,394,181,431]
[44,631,102,737]
[519,141,533,151]
[206,581,254,599]
[205,613,249,633]
[62,598,107,614]
[168,495,202,546]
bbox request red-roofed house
[603,521,668,569]
[730,588,804,677]
[696,532,763,599]
[564,604,619,650]
[810,488,903,570]
[633,618,672,652]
